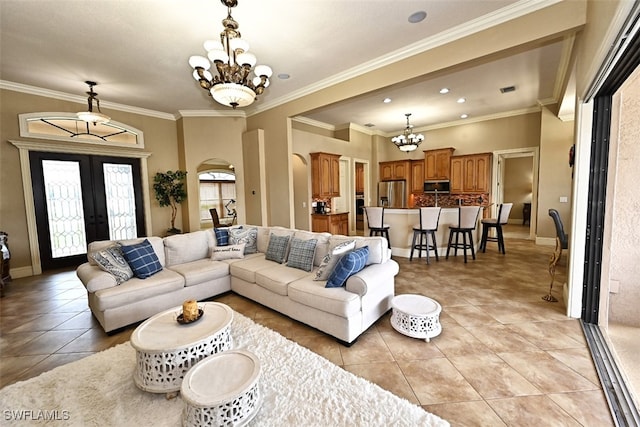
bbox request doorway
[29,152,145,270]
[492,148,539,241]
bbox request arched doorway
[197,159,237,230]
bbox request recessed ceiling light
[439,88,450,94]
[408,11,427,23]
[277,73,290,80]
[460,114,468,119]
[383,98,392,103]
[457,97,466,103]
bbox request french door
[29,152,145,270]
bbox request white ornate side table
[391,294,442,342]
[131,302,233,394]
[181,350,262,427]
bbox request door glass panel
[103,163,137,240]
[42,160,87,258]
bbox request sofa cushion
[167,259,230,287]
[121,239,163,279]
[288,277,361,318]
[255,226,293,254]
[255,264,310,296]
[265,234,291,264]
[294,230,331,266]
[164,231,210,266]
[229,254,274,283]
[329,235,387,265]
[214,227,230,246]
[90,244,133,284]
[93,268,185,311]
[229,226,258,254]
[314,240,356,281]
[326,246,369,288]
[286,237,317,272]
[211,243,246,261]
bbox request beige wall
[178,116,247,231]
[0,89,180,271]
[537,106,574,239]
[504,157,534,222]
[604,66,640,327]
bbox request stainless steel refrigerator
[378,180,406,208]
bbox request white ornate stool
[391,294,442,342]
[131,302,233,394]
[181,350,262,427]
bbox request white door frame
[491,147,539,240]
[352,158,370,235]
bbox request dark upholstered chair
[548,209,568,249]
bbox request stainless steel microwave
[423,180,450,193]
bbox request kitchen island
[367,207,484,258]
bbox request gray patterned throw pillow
[286,238,318,272]
[228,227,258,254]
[265,234,291,264]
[90,244,134,284]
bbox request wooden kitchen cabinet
[355,163,364,193]
[311,212,349,235]
[379,160,410,181]
[450,153,491,193]
[311,152,341,198]
[424,148,455,180]
[410,160,425,194]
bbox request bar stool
[446,206,481,263]
[365,206,390,248]
[410,207,441,264]
[480,203,513,254]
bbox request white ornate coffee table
[131,302,233,394]
[181,350,262,427]
[391,294,442,342]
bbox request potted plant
[153,170,187,234]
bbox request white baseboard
[392,244,479,259]
[9,266,34,279]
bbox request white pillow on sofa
[211,243,246,261]
[314,240,356,281]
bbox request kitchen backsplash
[312,197,332,211]
[413,193,489,207]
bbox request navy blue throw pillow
[325,246,369,288]
[121,239,163,279]
[214,228,230,246]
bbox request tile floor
[0,232,616,426]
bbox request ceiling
[0,0,574,134]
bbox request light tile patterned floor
[0,234,616,426]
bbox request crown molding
[380,106,543,135]
[0,80,177,121]
[291,116,336,131]
[178,109,246,118]
[249,0,562,116]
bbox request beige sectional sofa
[76,225,399,344]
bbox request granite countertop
[311,211,349,216]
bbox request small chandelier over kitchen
[188,0,273,109]
[392,113,424,152]
[76,81,110,125]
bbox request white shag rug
[0,312,449,427]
